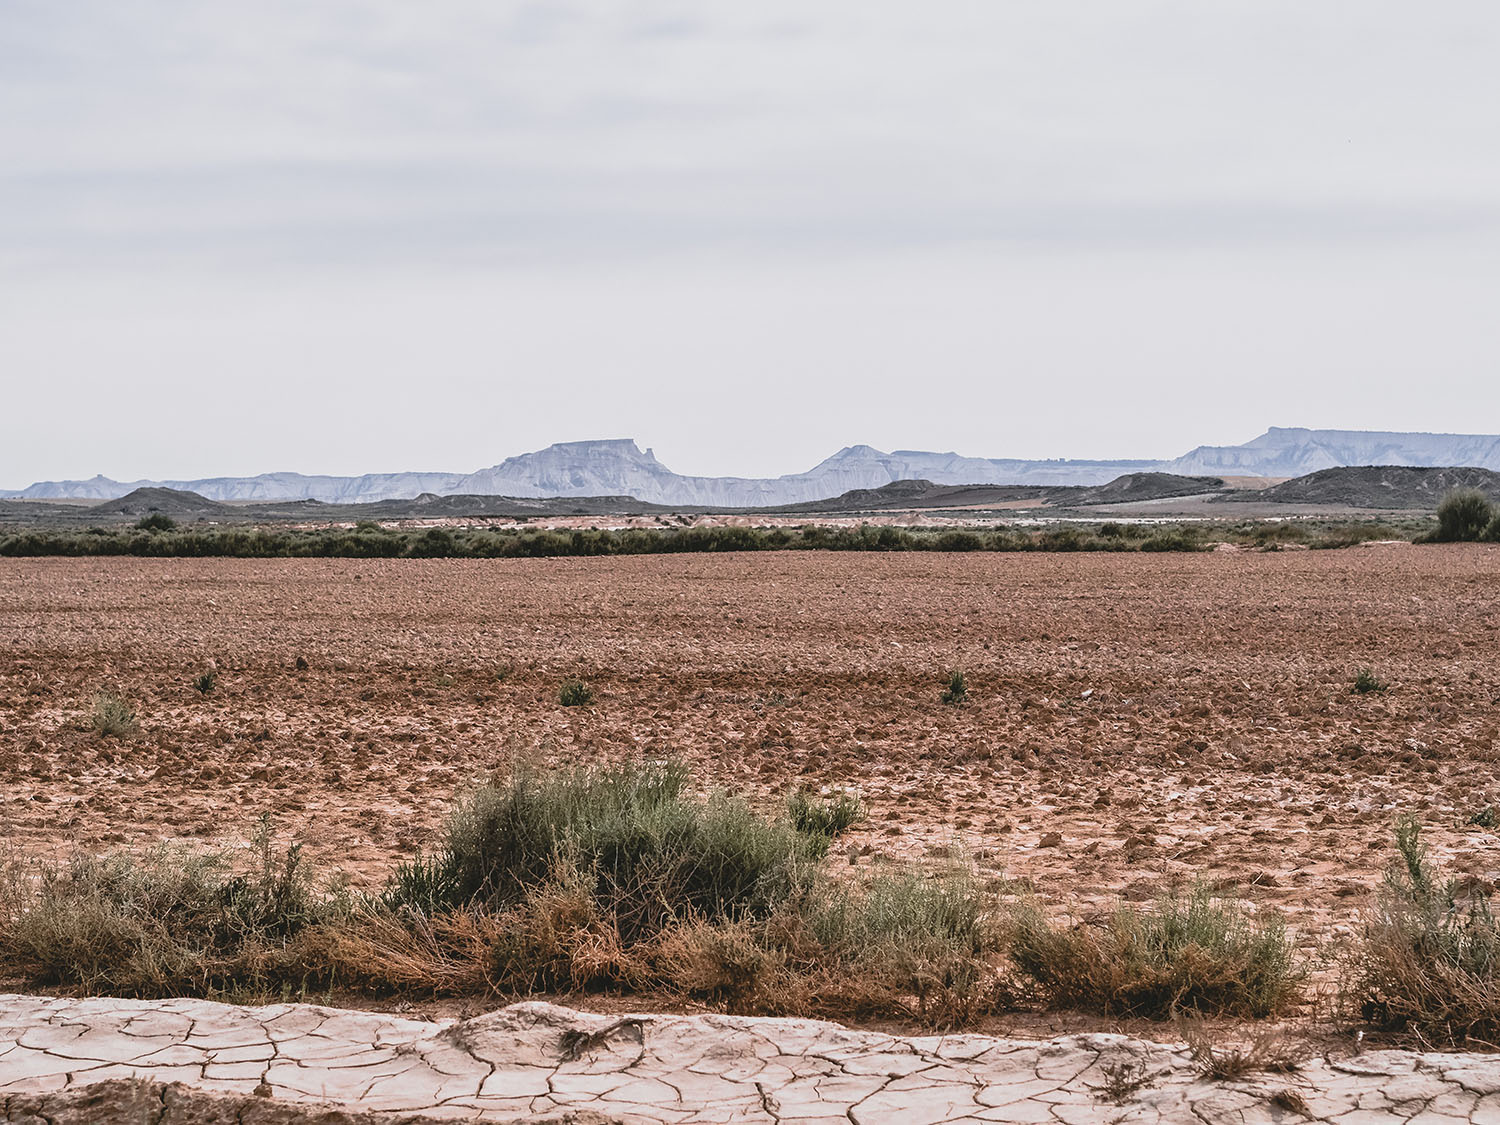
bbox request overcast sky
[3,1,1498,487]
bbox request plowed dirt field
[3,548,1499,963]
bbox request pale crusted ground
[3,548,1500,986]
[5,995,1500,1124]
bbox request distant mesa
[10,428,1500,508]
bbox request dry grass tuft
[1090,1057,1157,1103]
[1178,1017,1303,1081]
[297,907,502,995]
[1009,885,1300,1019]
[88,691,138,737]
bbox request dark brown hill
[777,473,1225,513]
[91,487,229,517]
[1216,466,1500,509]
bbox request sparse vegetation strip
[14,769,1491,1041]
[0,761,1310,1030]
[0,518,1421,558]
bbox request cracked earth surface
[5,995,1500,1124]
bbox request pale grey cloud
[2,1,1498,486]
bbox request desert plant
[1139,528,1202,552]
[0,818,325,996]
[1009,885,1299,1019]
[134,513,177,532]
[1434,489,1494,543]
[558,680,594,707]
[1352,668,1388,695]
[385,761,822,939]
[0,767,1012,1025]
[1352,816,1500,1041]
[652,863,1005,1025]
[1178,1017,1302,1080]
[89,692,138,737]
[193,670,217,696]
[1092,1058,1155,1103]
[941,669,969,706]
[786,788,866,842]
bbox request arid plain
[3,547,1499,1007]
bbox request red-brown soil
[3,548,1499,971]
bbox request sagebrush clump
[1433,489,1495,543]
[89,692,138,737]
[786,788,866,842]
[1353,816,1500,1042]
[385,762,820,936]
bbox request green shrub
[934,530,984,552]
[193,670,217,696]
[1353,817,1500,1041]
[1352,668,1388,695]
[1251,523,1309,547]
[1139,527,1202,552]
[1037,528,1084,551]
[1486,514,1500,543]
[386,762,822,939]
[1434,489,1494,543]
[134,513,177,532]
[407,527,458,557]
[89,692,138,737]
[941,669,969,706]
[786,788,866,842]
[1009,885,1299,1019]
[558,680,594,707]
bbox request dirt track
[3,547,1500,970]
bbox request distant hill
[1217,466,1500,509]
[781,473,1226,513]
[1077,472,1226,505]
[92,488,230,518]
[9,428,1500,507]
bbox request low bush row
[0,523,1213,558]
[0,765,1491,1039]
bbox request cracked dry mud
[5,995,1500,1124]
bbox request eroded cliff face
[1167,427,1500,477]
[4,439,1160,505]
[12,429,1500,505]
